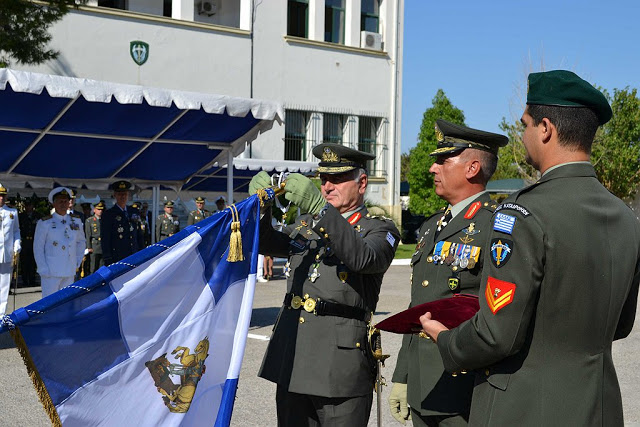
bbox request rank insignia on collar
[485,276,516,314]
[490,238,512,268]
[464,201,482,219]
[300,220,308,227]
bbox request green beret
[527,70,612,125]
[312,143,375,174]
[430,119,508,157]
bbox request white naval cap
[48,186,73,203]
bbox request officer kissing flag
[0,195,261,427]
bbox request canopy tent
[0,68,293,242]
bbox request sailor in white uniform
[34,187,86,298]
[0,183,21,315]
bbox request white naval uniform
[0,205,21,315]
[34,213,86,298]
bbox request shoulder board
[189,210,196,215]
[71,213,81,219]
[481,201,499,212]
[364,213,393,222]
[41,215,52,221]
[204,209,210,213]
[494,202,531,217]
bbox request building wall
[12,0,403,219]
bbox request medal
[284,261,291,278]
[309,262,320,282]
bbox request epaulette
[364,213,394,223]
[481,201,498,212]
[41,215,52,221]
[71,213,82,219]
[204,209,210,213]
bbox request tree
[0,0,83,68]
[495,86,640,199]
[400,152,410,182]
[407,89,465,216]
[592,87,640,200]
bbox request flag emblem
[493,213,516,234]
[146,337,210,413]
[485,276,516,314]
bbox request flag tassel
[227,204,244,262]
[10,327,63,427]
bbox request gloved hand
[389,382,411,425]
[283,173,326,216]
[248,171,272,195]
[13,240,21,254]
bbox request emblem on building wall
[130,41,149,66]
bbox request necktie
[434,208,452,238]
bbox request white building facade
[13,0,404,217]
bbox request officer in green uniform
[18,199,40,287]
[389,120,508,426]
[420,70,640,426]
[187,196,211,225]
[101,181,142,266]
[85,201,105,274]
[156,201,180,242]
[250,143,400,427]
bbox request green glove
[388,382,411,425]
[249,171,271,195]
[283,173,326,216]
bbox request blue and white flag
[0,195,261,427]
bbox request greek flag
[0,195,260,427]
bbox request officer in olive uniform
[85,201,105,274]
[251,144,400,427]
[389,120,508,426]
[19,199,40,288]
[421,71,640,426]
[156,201,180,242]
[187,196,211,225]
[101,181,142,266]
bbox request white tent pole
[151,185,159,244]
[227,149,233,205]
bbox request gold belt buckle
[303,297,316,313]
[291,295,303,310]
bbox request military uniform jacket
[33,213,85,277]
[85,215,102,255]
[156,213,180,241]
[392,192,496,416]
[0,205,21,264]
[437,164,640,426]
[19,211,39,250]
[187,209,211,226]
[101,205,141,265]
[258,204,400,398]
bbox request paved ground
[1,265,639,426]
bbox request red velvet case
[375,294,479,333]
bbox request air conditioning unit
[360,31,382,51]
[198,0,217,16]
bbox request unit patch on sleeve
[485,276,516,314]
[493,212,516,234]
[490,238,513,268]
[495,203,530,217]
[386,232,396,247]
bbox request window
[163,0,172,17]
[98,0,126,10]
[323,113,346,144]
[359,116,380,173]
[285,110,311,161]
[324,0,345,44]
[361,0,380,33]
[287,0,308,38]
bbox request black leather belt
[283,293,370,322]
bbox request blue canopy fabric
[0,69,285,191]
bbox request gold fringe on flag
[227,204,244,262]
[9,327,63,427]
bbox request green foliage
[400,152,410,182]
[0,0,84,67]
[407,89,465,216]
[592,87,640,200]
[494,118,539,184]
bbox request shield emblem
[130,41,149,66]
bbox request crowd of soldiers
[0,179,227,313]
